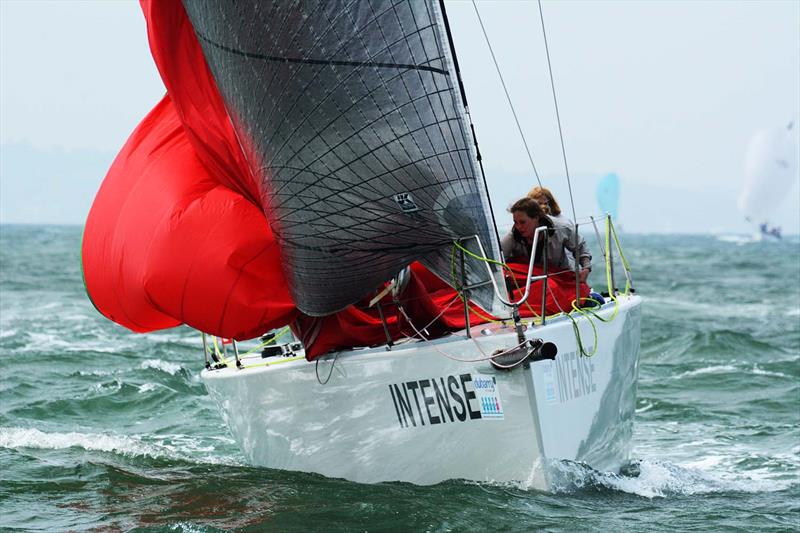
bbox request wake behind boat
[81,0,643,489]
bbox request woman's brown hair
[509,197,546,219]
[527,186,561,216]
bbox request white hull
[202,294,642,489]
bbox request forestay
[181,0,507,317]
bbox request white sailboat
[83,0,642,490]
[204,291,641,488]
[738,121,799,240]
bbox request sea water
[1,225,798,532]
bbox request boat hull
[202,294,642,489]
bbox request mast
[437,0,502,251]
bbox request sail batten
[181,0,506,316]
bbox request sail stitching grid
[263,56,450,200]
[320,1,451,214]
[268,111,463,219]
[274,128,468,242]
[269,174,469,246]
[418,0,474,199]
[381,1,471,201]
[248,5,432,243]
[251,0,351,147]
[185,0,501,314]
[194,32,450,76]
[223,0,482,251]
[266,4,443,219]
[266,87,457,206]
[260,0,476,234]
[270,155,476,241]
[421,0,500,308]
[260,0,416,160]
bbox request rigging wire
[438,0,504,251]
[470,0,542,188]
[537,0,578,226]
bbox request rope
[315,350,341,385]
[211,336,229,366]
[398,304,527,363]
[471,0,542,187]
[537,0,577,227]
[235,354,305,370]
[449,242,542,322]
[609,220,633,294]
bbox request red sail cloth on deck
[294,262,590,359]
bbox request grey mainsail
[182,0,508,317]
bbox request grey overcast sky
[1,0,798,233]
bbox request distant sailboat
[738,121,799,240]
[596,172,620,222]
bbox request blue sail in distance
[596,173,620,221]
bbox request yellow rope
[237,354,305,370]
[608,219,632,295]
[450,241,545,322]
[210,335,230,366]
[204,223,635,368]
[565,215,639,356]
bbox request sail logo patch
[393,192,420,213]
[388,373,503,429]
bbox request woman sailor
[500,197,592,283]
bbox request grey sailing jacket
[500,216,592,273]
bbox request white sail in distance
[738,121,799,225]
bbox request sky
[1,0,798,234]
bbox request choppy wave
[2,226,799,531]
[140,358,183,375]
[0,426,240,466]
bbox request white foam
[15,330,141,355]
[676,365,738,378]
[140,359,182,375]
[77,369,115,377]
[715,234,759,245]
[751,365,791,378]
[138,383,158,393]
[169,523,208,533]
[548,455,799,498]
[0,427,161,458]
[0,426,241,466]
